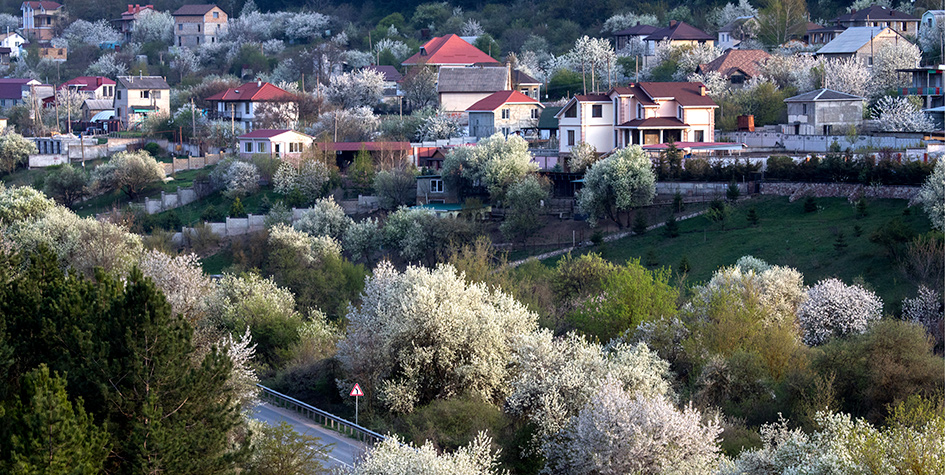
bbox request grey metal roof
[537,106,561,129]
[816,26,885,54]
[784,88,865,102]
[173,4,220,16]
[116,76,170,90]
[83,98,113,110]
[437,67,508,93]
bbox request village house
[172,4,228,47]
[898,65,944,129]
[0,78,52,108]
[614,23,659,55]
[436,66,509,114]
[697,49,771,86]
[644,21,714,61]
[238,129,314,161]
[467,90,543,139]
[783,88,865,135]
[20,1,62,43]
[114,75,170,128]
[114,4,155,43]
[833,5,920,36]
[816,26,908,65]
[0,32,26,60]
[59,76,116,99]
[205,80,295,132]
[361,65,402,99]
[402,34,499,68]
[556,82,719,156]
[512,70,542,100]
[717,16,757,51]
[81,99,114,121]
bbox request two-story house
[114,75,170,128]
[113,4,155,43]
[833,5,919,37]
[58,76,116,99]
[172,4,227,47]
[614,23,659,55]
[783,88,865,135]
[20,1,62,43]
[556,82,719,156]
[205,81,295,131]
[467,90,543,138]
[644,21,714,59]
[0,78,52,108]
[401,34,499,68]
[0,31,26,60]
[816,27,907,65]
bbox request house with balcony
[172,4,227,47]
[205,81,295,131]
[897,65,944,130]
[467,90,543,139]
[782,88,865,135]
[114,4,155,43]
[238,129,314,161]
[114,75,169,128]
[20,1,62,43]
[59,76,116,99]
[556,82,719,156]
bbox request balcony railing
[900,87,942,96]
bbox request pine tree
[855,198,868,218]
[804,196,817,213]
[834,231,848,253]
[633,213,648,235]
[678,255,691,274]
[664,215,680,238]
[673,192,685,213]
[746,207,759,226]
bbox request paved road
[252,402,368,470]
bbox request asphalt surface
[252,402,369,470]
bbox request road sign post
[350,383,364,425]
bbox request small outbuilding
[783,88,865,135]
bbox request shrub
[803,196,817,213]
[797,278,882,346]
[143,142,161,156]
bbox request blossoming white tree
[576,145,656,227]
[90,150,165,199]
[132,9,174,44]
[568,36,617,92]
[918,158,944,232]
[337,262,538,413]
[869,41,921,96]
[223,161,261,198]
[139,250,214,323]
[346,432,503,474]
[873,96,935,132]
[325,69,386,109]
[273,158,330,205]
[441,133,537,202]
[797,278,883,345]
[293,196,352,240]
[822,57,869,98]
[567,141,599,173]
[543,376,723,475]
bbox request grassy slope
[546,196,932,313]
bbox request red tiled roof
[637,82,718,107]
[402,34,499,66]
[57,76,115,91]
[466,90,540,111]
[645,21,714,42]
[316,142,411,152]
[22,1,61,10]
[206,82,291,102]
[619,117,688,128]
[697,49,771,79]
[121,4,155,19]
[610,84,656,106]
[239,129,293,139]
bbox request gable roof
[816,26,896,54]
[205,81,291,102]
[402,34,499,66]
[719,16,755,33]
[120,4,155,19]
[697,49,771,78]
[610,84,656,106]
[613,24,660,36]
[437,67,508,93]
[21,1,61,10]
[83,98,114,110]
[636,82,718,107]
[834,5,919,23]
[538,106,561,129]
[172,4,221,16]
[362,65,402,82]
[58,76,115,91]
[116,76,169,90]
[466,90,541,111]
[0,78,41,99]
[784,88,865,102]
[238,129,307,139]
[645,21,714,42]
[512,69,540,85]
[553,95,611,119]
[0,32,25,41]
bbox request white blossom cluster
[337,262,538,414]
[86,53,128,77]
[758,53,820,93]
[269,223,341,265]
[373,38,412,61]
[797,278,883,345]
[601,12,659,34]
[566,141,599,173]
[380,206,436,261]
[872,96,936,133]
[222,161,260,198]
[307,107,380,142]
[139,250,214,322]
[442,133,537,201]
[693,256,806,328]
[415,113,462,142]
[870,41,921,95]
[62,19,122,47]
[325,69,386,109]
[272,159,330,204]
[544,376,722,475]
[341,217,381,262]
[919,158,945,232]
[577,145,656,226]
[293,196,351,240]
[221,326,260,410]
[132,10,174,44]
[568,36,616,90]
[346,432,503,474]
[0,184,55,223]
[902,286,943,335]
[708,0,758,30]
[822,57,870,98]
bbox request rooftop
[466,90,541,111]
[362,65,402,82]
[437,66,508,93]
[697,49,771,79]
[58,76,115,91]
[239,129,296,139]
[613,24,660,36]
[645,20,714,42]
[784,88,865,102]
[116,75,170,90]
[402,34,499,66]
[834,5,919,23]
[206,81,291,102]
[817,26,892,54]
[172,4,222,16]
[21,1,62,10]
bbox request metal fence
[256,384,387,445]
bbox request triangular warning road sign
[350,383,364,397]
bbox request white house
[555,94,613,155]
[237,129,314,162]
[0,32,26,58]
[205,81,295,132]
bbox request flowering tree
[902,286,943,338]
[759,53,820,92]
[506,331,673,441]
[415,113,462,141]
[709,0,758,30]
[284,12,330,43]
[373,38,412,62]
[872,96,935,133]
[822,57,869,98]
[139,250,214,323]
[325,69,386,109]
[601,12,659,34]
[293,196,352,240]
[342,217,381,261]
[223,161,260,198]
[401,66,438,110]
[501,174,550,242]
[85,53,128,77]
[63,19,121,46]
[90,150,165,199]
[308,107,379,142]
[380,206,436,261]
[797,278,883,345]
[273,158,330,204]
[577,145,656,227]
[544,376,723,475]
[441,133,537,202]
[346,432,503,475]
[337,262,538,414]
[870,41,921,96]
[0,132,37,175]
[133,10,173,44]
[0,185,55,223]
[569,36,617,93]
[919,158,944,231]
[567,141,599,173]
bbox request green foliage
[394,396,509,451]
[143,142,161,156]
[0,132,38,175]
[201,204,225,222]
[804,196,817,213]
[632,212,648,235]
[727,181,741,202]
[673,191,685,213]
[247,421,330,475]
[374,167,418,210]
[351,148,375,189]
[869,217,915,257]
[547,69,583,99]
[500,175,550,243]
[746,207,759,226]
[664,215,680,238]
[855,199,868,218]
[577,145,656,228]
[833,231,848,253]
[678,255,691,274]
[43,164,89,208]
[90,150,166,199]
[473,33,501,59]
[229,197,246,218]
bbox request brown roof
[636,82,718,107]
[645,20,714,42]
[610,84,656,106]
[574,94,610,102]
[697,49,771,79]
[619,117,688,128]
[21,1,61,10]
[172,4,222,16]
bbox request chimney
[670,20,677,27]
[128,4,133,13]
[97,77,102,86]
[700,84,706,96]
[257,79,261,87]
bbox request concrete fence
[760,182,920,202]
[723,131,927,154]
[171,205,336,244]
[161,153,224,175]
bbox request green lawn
[545,196,933,313]
[149,186,282,227]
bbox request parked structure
[20,1,62,43]
[172,4,227,47]
[783,88,865,135]
[114,75,170,128]
[467,90,542,138]
[206,81,295,131]
[114,4,155,42]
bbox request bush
[803,196,817,213]
[201,205,224,222]
[797,278,883,346]
[143,142,161,156]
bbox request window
[153,91,160,99]
[197,24,201,32]
[564,105,576,118]
[567,129,575,146]
[140,90,149,99]
[592,104,602,117]
[289,142,303,153]
[178,23,183,30]
[245,102,250,114]
[531,108,540,119]
[501,108,510,119]
[867,55,873,66]
[636,103,643,119]
[694,130,704,142]
[245,142,252,152]
[802,104,808,115]
[257,142,265,153]
[677,106,683,119]
[431,179,443,193]
[116,90,121,100]
[501,127,510,136]
[213,11,219,18]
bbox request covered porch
[616,118,688,147]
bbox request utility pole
[230,102,235,136]
[191,98,196,141]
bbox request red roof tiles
[697,50,771,79]
[402,34,499,66]
[57,76,115,92]
[466,90,540,111]
[21,1,61,10]
[206,82,291,102]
